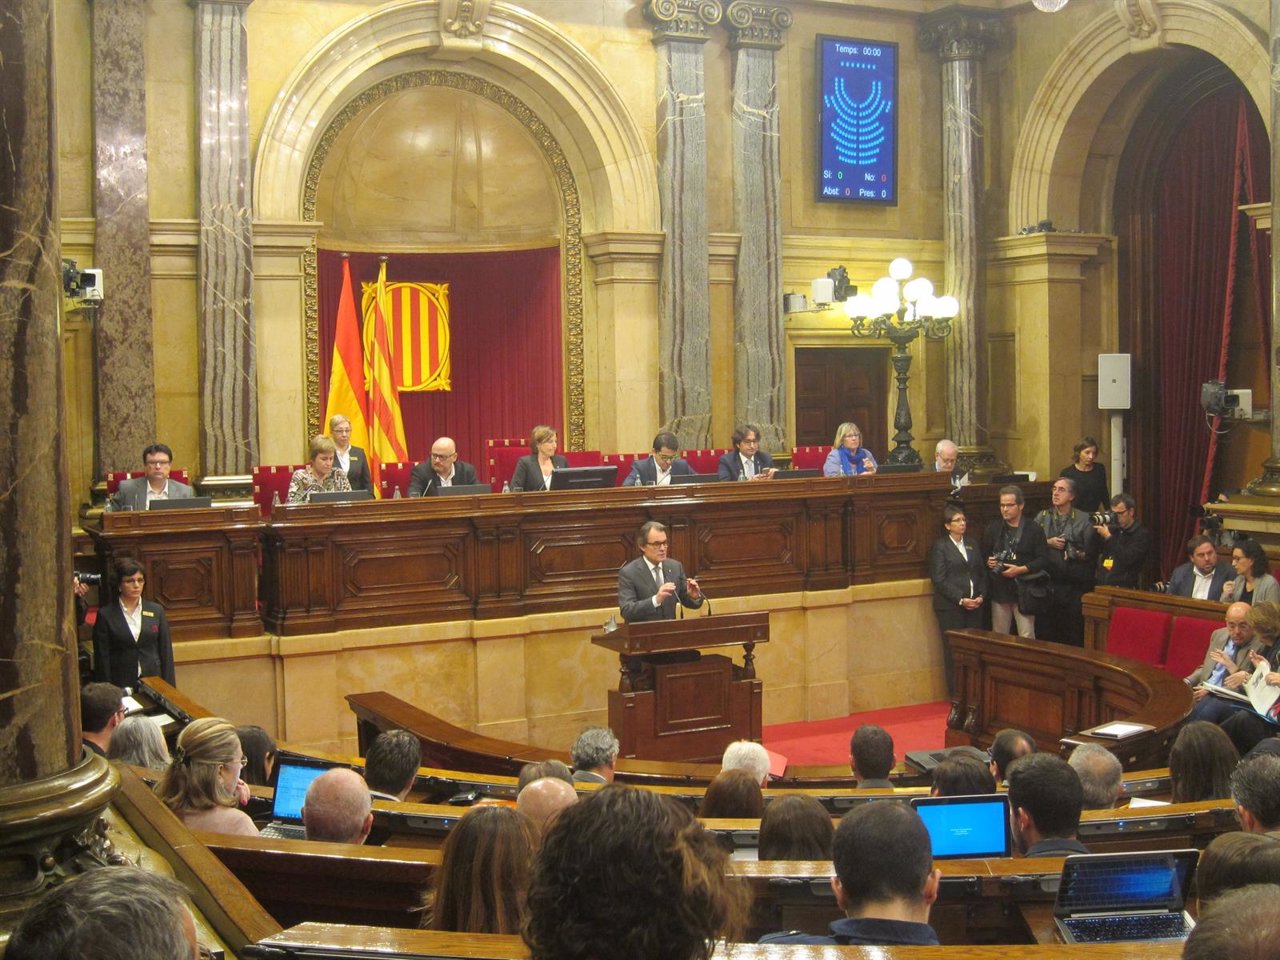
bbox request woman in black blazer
[929,504,988,697]
[92,557,175,688]
[510,425,569,491]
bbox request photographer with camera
[1092,493,1152,588]
[982,485,1048,638]
[1034,478,1096,646]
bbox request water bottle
[502,481,511,494]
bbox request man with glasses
[109,443,193,511]
[717,423,776,481]
[618,520,704,622]
[407,436,478,496]
[1094,492,1152,588]
[623,431,694,486]
[1034,477,1097,646]
[981,484,1048,638]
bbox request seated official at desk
[623,431,694,486]
[408,437,478,496]
[287,434,352,503]
[823,421,878,476]
[108,442,194,511]
[718,423,776,481]
[510,424,568,491]
[92,557,175,688]
[329,413,371,491]
[617,520,703,622]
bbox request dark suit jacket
[341,445,372,492]
[510,453,568,491]
[717,449,774,481]
[980,518,1048,604]
[1185,626,1261,686]
[92,599,175,687]
[1167,560,1235,600]
[618,556,703,622]
[407,459,478,496]
[623,456,694,486]
[929,535,988,613]
[109,477,195,512]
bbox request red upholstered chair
[790,446,829,471]
[603,452,649,486]
[379,461,414,499]
[684,448,729,476]
[486,438,528,492]
[564,450,602,468]
[1104,606,1173,667]
[105,468,191,493]
[252,465,303,517]
[1164,615,1222,680]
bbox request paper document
[1200,657,1280,717]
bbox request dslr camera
[991,547,1017,572]
[1090,510,1117,526]
[75,572,103,586]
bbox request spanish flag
[322,255,371,454]
[364,259,409,492]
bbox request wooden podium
[591,612,768,763]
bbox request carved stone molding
[1115,0,1162,48]
[725,2,792,51]
[187,0,254,7]
[302,71,586,449]
[441,0,489,39]
[919,7,1005,63]
[644,0,724,43]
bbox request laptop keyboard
[259,822,307,841]
[1064,914,1188,943]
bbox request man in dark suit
[1166,534,1235,600]
[330,414,371,491]
[80,682,124,758]
[623,431,694,486]
[109,443,194,511]
[717,423,776,481]
[407,436,478,496]
[617,520,703,622]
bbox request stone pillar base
[1246,457,1280,497]
[958,444,1011,484]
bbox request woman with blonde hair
[154,717,257,836]
[510,425,568,492]
[822,422,877,476]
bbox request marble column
[920,8,1007,479]
[726,2,791,451]
[643,0,722,449]
[0,0,117,918]
[1247,0,1280,495]
[194,0,259,479]
[91,0,158,473]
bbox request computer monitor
[548,466,618,491]
[669,473,722,486]
[910,793,1012,859]
[308,489,375,504]
[148,497,213,510]
[773,469,822,480]
[434,483,492,497]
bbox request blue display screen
[816,35,898,205]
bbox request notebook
[1053,850,1198,944]
[910,793,1011,859]
[258,757,338,840]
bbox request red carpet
[763,701,950,767]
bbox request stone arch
[254,0,656,233]
[1007,0,1267,235]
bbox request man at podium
[618,521,704,622]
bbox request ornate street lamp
[845,258,958,467]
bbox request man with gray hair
[363,728,420,802]
[303,768,374,844]
[6,865,200,960]
[1231,753,1280,836]
[570,726,619,784]
[722,739,770,787]
[1067,743,1123,809]
[1034,476,1096,647]
[934,439,958,476]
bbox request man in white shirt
[623,431,694,486]
[109,444,194,511]
[407,436,479,496]
[617,520,703,621]
[1166,534,1235,600]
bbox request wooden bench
[1083,586,1225,679]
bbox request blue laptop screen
[272,762,331,821]
[911,794,1011,859]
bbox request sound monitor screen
[816,35,898,205]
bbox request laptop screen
[271,760,335,822]
[1056,851,1198,915]
[910,794,1012,859]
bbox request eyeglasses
[645,539,669,549]
[430,452,454,460]
[655,453,677,463]
[145,459,170,467]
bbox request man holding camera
[1034,478,1096,646]
[982,485,1048,638]
[1093,493,1152,588]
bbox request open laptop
[148,496,213,510]
[1053,850,1198,944]
[910,793,1012,859]
[258,756,339,840]
[308,489,374,504]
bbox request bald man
[302,768,374,844]
[407,437,479,496]
[516,776,578,831]
[1187,601,1260,723]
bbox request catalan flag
[363,259,409,493]
[322,255,370,453]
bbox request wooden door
[794,347,889,455]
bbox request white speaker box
[1098,354,1130,410]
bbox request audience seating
[1090,590,1224,680]
[789,446,828,471]
[378,461,414,499]
[1163,613,1222,680]
[105,468,191,493]
[683,448,729,475]
[253,465,303,517]
[1104,606,1173,667]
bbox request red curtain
[316,248,564,468]
[1154,87,1269,578]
